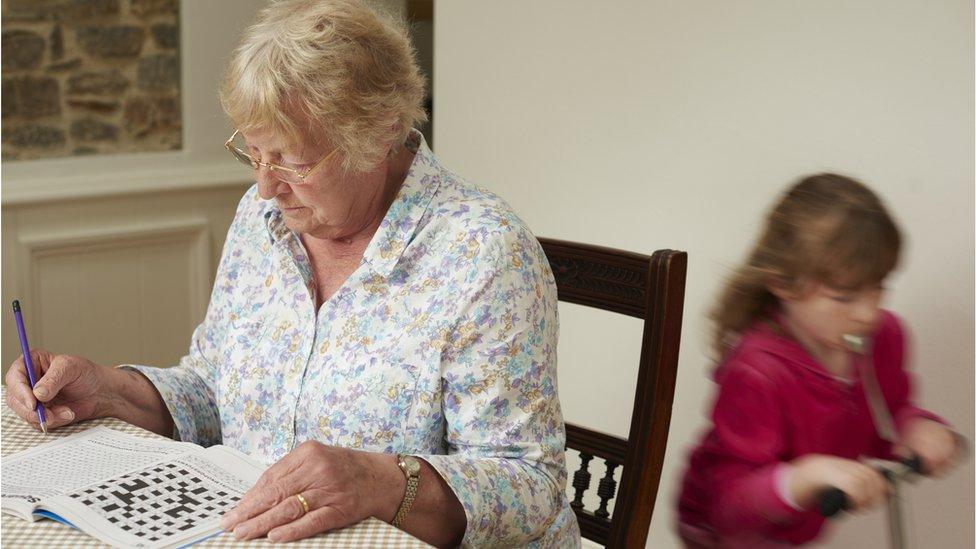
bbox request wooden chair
[538,238,687,548]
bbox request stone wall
[2,0,181,160]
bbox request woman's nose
[256,166,288,199]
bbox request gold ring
[295,493,310,515]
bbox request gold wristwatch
[392,454,421,528]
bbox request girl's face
[777,282,886,353]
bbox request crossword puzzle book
[1,426,266,548]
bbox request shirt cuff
[729,463,807,529]
[773,463,803,511]
[119,364,222,447]
[418,454,561,548]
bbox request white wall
[434,1,974,547]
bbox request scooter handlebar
[817,454,924,518]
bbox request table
[1,388,432,548]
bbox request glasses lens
[273,167,305,185]
[228,146,256,168]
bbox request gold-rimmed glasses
[224,130,337,185]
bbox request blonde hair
[711,173,902,358]
[220,0,427,173]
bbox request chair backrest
[538,237,687,548]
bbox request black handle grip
[818,454,923,518]
[901,454,923,475]
[818,487,848,517]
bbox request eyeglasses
[224,130,338,185]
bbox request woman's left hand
[896,418,960,477]
[219,441,400,543]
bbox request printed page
[44,445,265,549]
[1,427,189,519]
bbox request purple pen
[12,300,47,433]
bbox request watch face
[401,456,421,476]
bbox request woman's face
[243,129,388,240]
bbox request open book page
[1,426,188,520]
[2,426,266,548]
[47,445,264,549]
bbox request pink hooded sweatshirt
[677,310,944,546]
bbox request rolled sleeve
[421,455,563,547]
[122,344,221,446]
[419,232,568,547]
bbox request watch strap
[392,455,420,528]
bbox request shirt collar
[263,130,442,276]
[264,207,290,244]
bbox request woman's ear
[382,122,401,156]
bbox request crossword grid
[69,462,241,543]
[2,432,183,498]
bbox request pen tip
[12,300,20,312]
[40,422,47,434]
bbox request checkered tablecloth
[1,387,432,548]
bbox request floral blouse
[126,132,581,548]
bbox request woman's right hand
[787,454,889,513]
[5,349,116,431]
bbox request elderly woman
[4,1,580,547]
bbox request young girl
[677,174,960,547]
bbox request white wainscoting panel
[21,219,210,369]
[1,184,251,376]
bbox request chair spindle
[595,462,619,518]
[571,453,593,510]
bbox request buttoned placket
[281,232,373,452]
[266,232,316,454]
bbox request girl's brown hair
[711,173,902,359]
